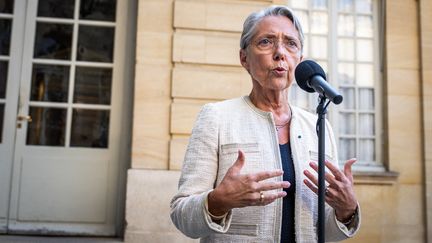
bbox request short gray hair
[240,5,304,52]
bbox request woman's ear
[239,49,249,71]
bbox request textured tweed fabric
[170,96,360,243]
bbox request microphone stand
[316,95,330,243]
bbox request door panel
[1,0,132,236]
[0,0,24,233]
[17,153,109,223]
[8,0,116,235]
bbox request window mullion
[353,3,360,167]
[329,0,338,154]
[374,0,384,167]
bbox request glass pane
[77,25,114,62]
[338,14,354,36]
[291,0,308,9]
[359,139,375,161]
[356,39,373,62]
[80,0,116,21]
[0,61,8,98]
[37,0,75,18]
[356,0,372,14]
[296,10,309,33]
[310,12,327,34]
[0,103,4,143]
[312,0,327,10]
[302,37,309,57]
[0,19,12,55]
[356,15,373,37]
[26,107,66,146]
[359,113,375,135]
[339,112,355,135]
[356,63,374,87]
[359,88,374,110]
[319,61,328,73]
[338,62,354,84]
[34,23,73,60]
[311,35,327,59]
[30,64,69,102]
[338,0,353,12]
[0,0,14,13]
[340,87,355,109]
[337,38,354,60]
[70,109,109,148]
[74,67,112,105]
[339,138,356,161]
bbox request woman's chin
[270,79,291,90]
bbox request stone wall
[126,0,427,242]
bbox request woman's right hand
[207,150,290,216]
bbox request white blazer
[170,96,360,243]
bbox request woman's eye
[287,40,298,47]
[258,38,272,46]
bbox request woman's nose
[273,44,287,61]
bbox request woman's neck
[249,86,292,144]
[249,87,291,120]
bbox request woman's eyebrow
[283,34,299,40]
[256,33,277,39]
[255,32,299,41]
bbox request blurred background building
[0,0,430,242]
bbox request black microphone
[294,60,343,105]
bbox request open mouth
[272,67,287,76]
[274,67,287,72]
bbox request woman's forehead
[254,15,298,36]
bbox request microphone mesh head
[294,60,327,93]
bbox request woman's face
[240,15,303,92]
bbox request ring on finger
[260,191,265,202]
[325,187,330,196]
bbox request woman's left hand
[303,159,358,222]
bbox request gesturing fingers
[323,160,346,182]
[228,150,245,175]
[344,158,357,183]
[308,162,338,185]
[303,177,318,194]
[243,174,289,206]
[303,168,319,186]
[250,169,284,182]
[258,180,290,191]
[303,171,339,206]
[253,190,287,206]
[303,160,358,213]
[228,151,284,185]
[215,152,291,211]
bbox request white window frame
[288,0,385,172]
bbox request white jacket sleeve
[170,103,232,239]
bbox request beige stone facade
[125,0,431,242]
